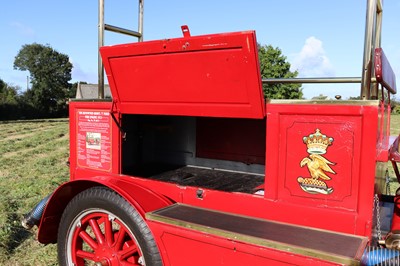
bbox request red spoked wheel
[68,210,144,265]
[58,187,162,266]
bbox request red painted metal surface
[68,101,120,177]
[36,28,395,265]
[196,117,266,164]
[375,48,397,94]
[376,101,390,162]
[391,196,400,231]
[40,99,382,261]
[38,180,95,244]
[100,31,265,118]
[389,135,400,163]
[38,175,172,243]
[147,220,346,266]
[264,102,379,236]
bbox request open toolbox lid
[100,27,265,118]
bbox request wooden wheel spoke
[114,227,127,251]
[118,245,138,260]
[89,218,105,245]
[79,230,98,250]
[76,249,96,260]
[104,216,114,245]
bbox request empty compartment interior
[121,115,265,193]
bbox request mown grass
[0,119,69,265]
[390,114,400,136]
[387,114,400,194]
[1,115,400,265]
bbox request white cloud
[290,36,335,77]
[10,22,35,37]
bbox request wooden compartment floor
[147,165,264,194]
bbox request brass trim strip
[262,77,375,84]
[146,204,366,265]
[69,98,113,102]
[267,99,379,106]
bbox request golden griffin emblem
[297,129,336,195]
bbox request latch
[181,25,191,38]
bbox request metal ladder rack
[98,0,144,99]
[98,0,390,101]
[263,0,385,100]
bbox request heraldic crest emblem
[297,129,336,195]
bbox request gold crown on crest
[302,129,333,154]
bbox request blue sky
[1,0,399,99]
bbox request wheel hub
[94,246,120,266]
[95,259,109,266]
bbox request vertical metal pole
[138,0,144,42]
[98,0,105,99]
[360,0,376,100]
[375,0,383,48]
[371,3,383,99]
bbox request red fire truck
[23,0,400,265]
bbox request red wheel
[67,210,144,265]
[58,187,162,266]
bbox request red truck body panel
[37,28,395,265]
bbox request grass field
[387,114,400,194]
[1,115,400,265]
[390,114,400,137]
[0,119,69,265]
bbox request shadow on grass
[0,199,32,257]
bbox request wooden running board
[146,204,368,265]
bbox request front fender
[37,177,172,244]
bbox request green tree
[0,78,19,105]
[0,78,25,120]
[0,78,5,92]
[258,44,303,99]
[14,43,72,117]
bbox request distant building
[311,94,329,100]
[75,83,112,99]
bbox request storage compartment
[121,115,265,193]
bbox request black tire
[57,186,162,266]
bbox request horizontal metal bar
[262,77,377,84]
[105,23,142,38]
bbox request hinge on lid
[110,100,126,140]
